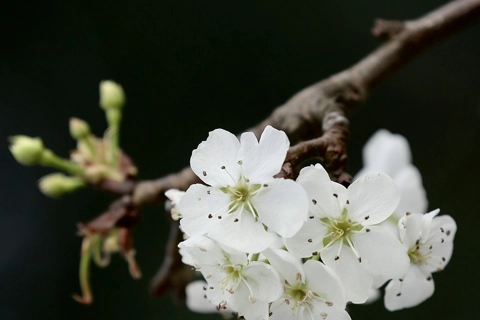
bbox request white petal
[269,298,296,319]
[321,241,373,303]
[393,165,428,219]
[261,248,305,286]
[208,209,277,253]
[424,215,456,273]
[178,235,225,267]
[283,217,327,258]
[190,128,241,187]
[420,208,441,240]
[252,179,309,237]
[352,226,410,279]
[303,260,347,308]
[397,212,423,248]
[358,129,411,176]
[229,286,270,320]
[347,173,400,225]
[243,262,283,302]
[384,264,435,311]
[307,301,352,320]
[178,184,231,238]
[185,280,218,313]
[296,164,343,219]
[239,125,290,183]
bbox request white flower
[284,164,410,303]
[354,129,428,220]
[384,209,457,311]
[263,248,351,320]
[178,125,309,252]
[179,235,283,320]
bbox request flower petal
[208,209,277,253]
[393,165,428,219]
[296,164,343,219]
[352,226,409,279]
[397,212,423,248]
[283,217,327,258]
[185,280,218,314]
[384,264,435,311]
[261,248,304,286]
[252,179,309,238]
[229,286,269,320]
[178,184,231,238]
[190,128,241,187]
[303,260,347,308]
[239,125,290,183]
[321,241,373,303]
[347,173,400,225]
[243,262,283,302]
[358,129,411,176]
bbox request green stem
[72,237,94,304]
[40,150,84,175]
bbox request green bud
[99,80,125,110]
[38,173,85,198]
[69,118,91,140]
[9,135,45,166]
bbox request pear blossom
[179,235,283,320]
[178,125,309,252]
[284,164,410,303]
[384,209,457,311]
[354,129,428,221]
[263,248,351,320]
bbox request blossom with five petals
[179,235,283,320]
[178,125,308,253]
[284,164,410,303]
[384,209,457,310]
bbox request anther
[321,312,327,319]
[309,216,315,219]
[446,230,451,236]
[203,171,207,176]
[364,215,370,220]
[238,160,243,165]
[221,166,226,169]
[208,214,213,219]
[325,301,333,307]
[312,199,317,204]
[333,193,338,198]
[427,276,432,281]
[346,200,350,205]
[263,184,268,187]
[218,216,222,219]
[366,228,370,232]
[397,293,401,297]
[335,256,340,261]
[234,218,239,222]
[308,238,313,243]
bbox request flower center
[321,209,363,245]
[221,176,262,217]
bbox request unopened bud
[9,135,45,166]
[38,173,84,198]
[99,80,125,110]
[69,118,91,140]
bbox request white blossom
[178,125,308,252]
[179,235,283,320]
[284,164,410,303]
[384,209,457,311]
[263,248,351,320]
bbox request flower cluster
[170,126,456,320]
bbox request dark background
[1,1,479,319]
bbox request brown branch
[130,0,480,206]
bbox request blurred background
[1,0,479,319]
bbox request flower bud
[99,80,125,110]
[38,173,84,198]
[9,135,45,166]
[69,118,91,140]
